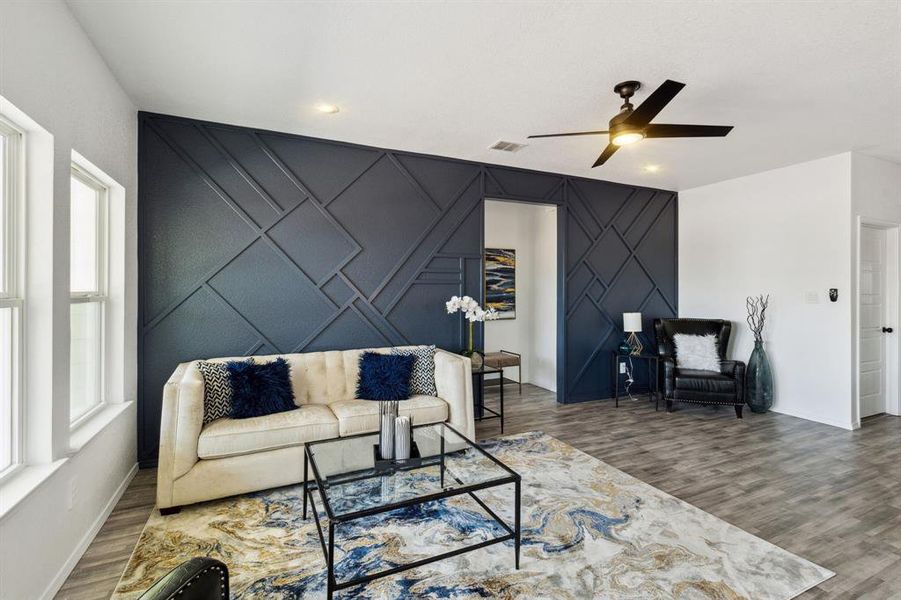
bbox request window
[0,116,23,476]
[70,165,108,425]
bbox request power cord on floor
[624,356,636,401]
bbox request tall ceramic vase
[746,340,774,413]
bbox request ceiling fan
[528,80,733,167]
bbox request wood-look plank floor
[56,386,901,599]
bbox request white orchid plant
[445,295,499,355]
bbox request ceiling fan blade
[645,124,733,138]
[528,130,608,139]
[592,144,619,168]
[624,79,685,127]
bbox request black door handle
[884,327,894,333]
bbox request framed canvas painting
[485,248,516,319]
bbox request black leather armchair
[654,318,746,418]
[138,557,228,600]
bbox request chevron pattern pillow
[392,345,438,396]
[197,361,234,424]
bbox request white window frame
[69,163,109,428]
[0,115,25,480]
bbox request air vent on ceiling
[489,140,527,153]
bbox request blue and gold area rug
[114,432,833,599]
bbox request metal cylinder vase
[394,416,411,460]
[379,401,398,459]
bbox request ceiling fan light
[611,131,644,146]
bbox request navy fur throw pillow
[356,352,415,401]
[227,358,297,419]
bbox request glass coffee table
[303,422,521,599]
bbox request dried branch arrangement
[746,294,769,343]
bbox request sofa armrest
[434,349,475,440]
[720,360,746,403]
[157,361,205,509]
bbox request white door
[860,226,889,418]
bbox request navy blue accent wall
[138,112,677,465]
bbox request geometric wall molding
[138,112,677,465]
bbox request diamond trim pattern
[137,113,677,464]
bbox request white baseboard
[40,462,139,600]
[770,407,854,431]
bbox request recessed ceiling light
[316,103,340,114]
[643,164,661,173]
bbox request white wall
[0,1,138,598]
[531,206,558,391]
[679,153,855,429]
[851,153,901,424]
[484,200,557,392]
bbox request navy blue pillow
[356,352,416,401]
[227,358,297,419]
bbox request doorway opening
[482,199,559,404]
[857,221,900,423]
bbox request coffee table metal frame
[302,422,521,599]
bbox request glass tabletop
[305,423,517,520]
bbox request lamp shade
[623,312,642,333]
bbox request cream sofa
[156,346,474,511]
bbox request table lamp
[622,312,643,356]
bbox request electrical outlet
[619,363,626,374]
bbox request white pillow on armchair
[672,333,721,372]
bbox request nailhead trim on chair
[173,564,228,599]
[667,398,744,406]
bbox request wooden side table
[612,354,661,409]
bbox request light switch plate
[805,291,820,304]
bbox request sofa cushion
[197,405,339,459]
[392,345,438,396]
[228,358,296,419]
[196,360,237,424]
[329,396,449,437]
[205,346,428,406]
[356,352,416,401]
[673,333,721,372]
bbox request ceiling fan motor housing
[609,112,641,138]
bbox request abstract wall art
[485,248,516,319]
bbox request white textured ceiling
[67,1,901,191]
